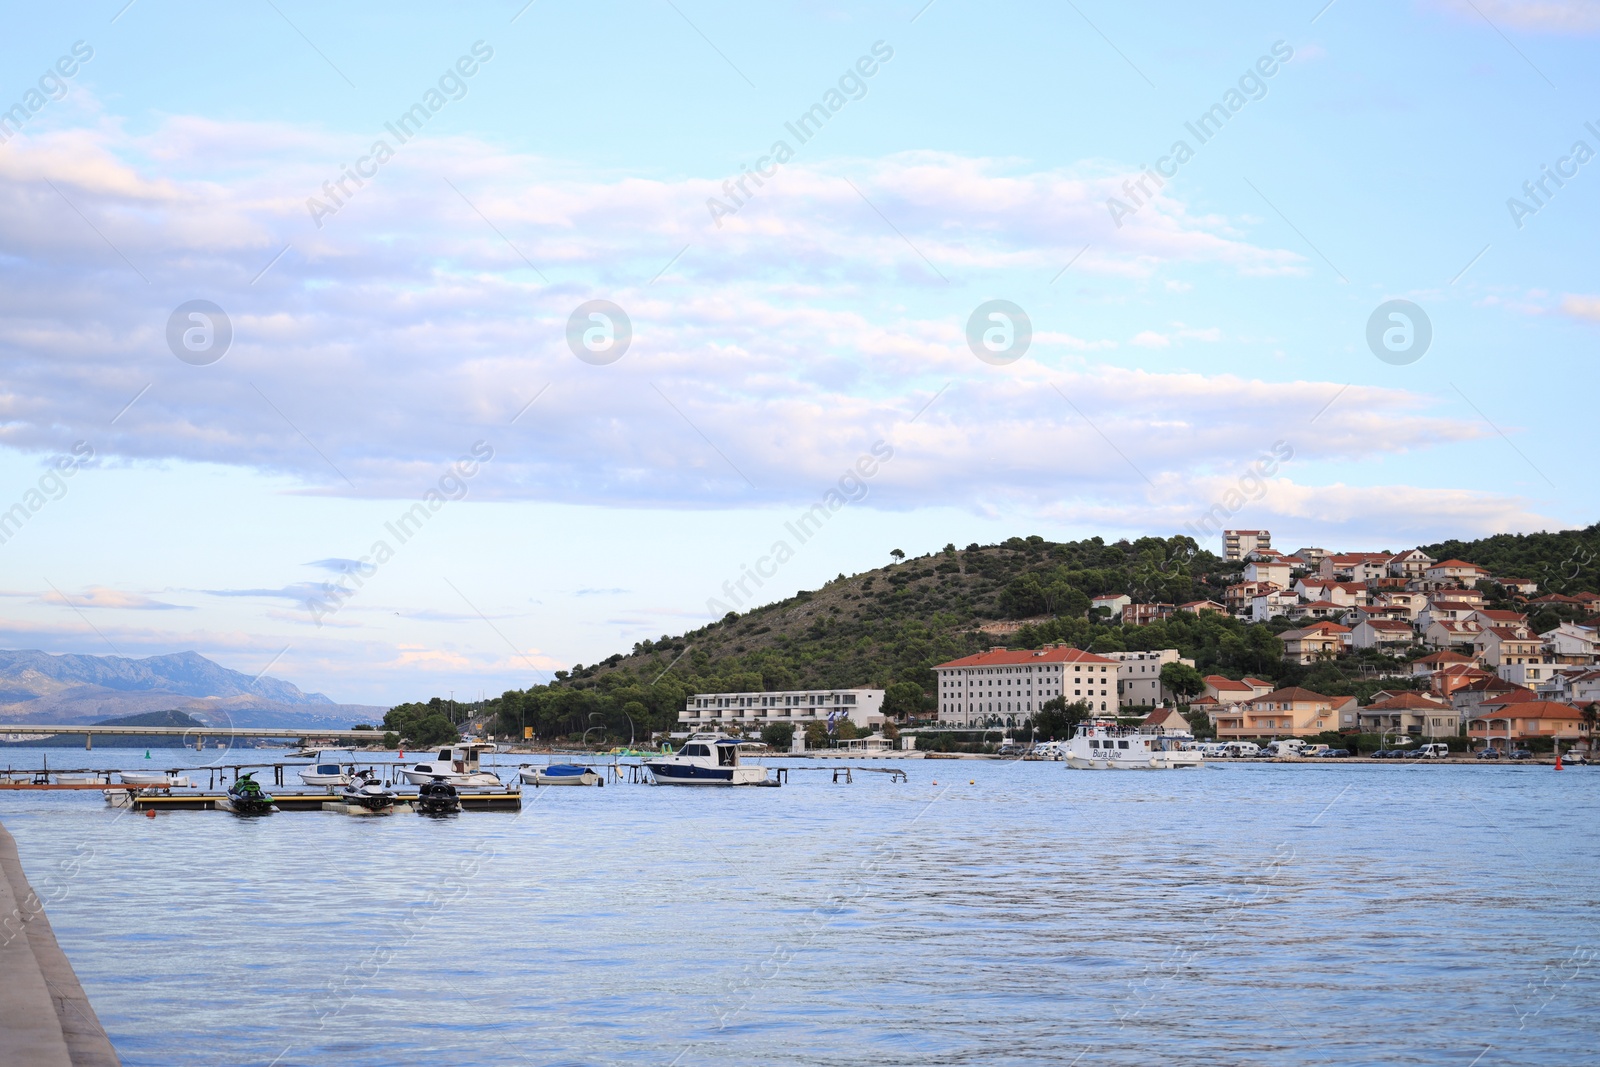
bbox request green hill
[393,526,1600,744]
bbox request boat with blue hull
[645,734,773,786]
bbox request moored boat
[1064,722,1204,770]
[399,743,503,789]
[644,734,772,786]
[519,763,604,787]
[118,771,194,788]
[297,749,360,788]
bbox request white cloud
[0,113,1496,526]
[1428,0,1600,31]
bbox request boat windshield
[681,744,711,758]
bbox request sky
[0,0,1596,706]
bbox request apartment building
[1223,529,1270,561]
[1216,687,1358,738]
[933,644,1119,726]
[1101,648,1195,708]
[680,688,884,731]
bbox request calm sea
[1,747,1596,1066]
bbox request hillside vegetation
[390,525,1600,744]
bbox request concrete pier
[0,823,120,1066]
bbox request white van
[1265,739,1307,759]
[1417,743,1451,759]
[1224,741,1261,758]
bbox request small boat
[224,773,276,814]
[1063,722,1204,770]
[339,772,398,813]
[416,777,461,815]
[118,771,194,788]
[297,750,360,788]
[399,743,503,789]
[519,763,604,787]
[644,734,773,786]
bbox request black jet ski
[416,776,460,815]
[339,771,398,813]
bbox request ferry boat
[644,734,772,786]
[398,743,503,789]
[1064,722,1204,770]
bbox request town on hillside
[671,529,1599,759]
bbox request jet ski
[415,777,461,815]
[339,771,398,813]
[225,772,276,815]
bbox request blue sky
[0,0,1596,705]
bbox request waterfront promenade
[0,821,120,1066]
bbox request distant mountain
[0,648,385,729]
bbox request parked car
[1509,748,1534,761]
[1476,748,1502,760]
[1371,749,1394,759]
[1417,743,1451,759]
[1320,749,1351,758]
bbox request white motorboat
[398,743,503,789]
[1064,722,1204,770]
[297,750,360,788]
[519,763,604,787]
[117,771,195,788]
[644,734,773,786]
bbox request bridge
[0,724,390,750]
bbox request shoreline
[0,821,120,1066]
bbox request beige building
[932,644,1119,726]
[680,687,884,731]
[1216,687,1358,739]
[1356,692,1457,739]
[1101,649,1195,708]
[1223,529,1270,561]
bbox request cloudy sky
[0,0,1595,705]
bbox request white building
[1223,529,1270,561]
[679,688,883,731]
[932,644,1119,727]
[1101,648,1195,708]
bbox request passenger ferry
[1064,722,1204,770]
[644,734,772,786]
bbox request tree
[760,722,795,750]
[890,548,906,563]
[382,703,460,746]
[1029,697,1090,740]
[883,680,928,720]
[804,720,830,748]
[1159,662,1207,703]
[1582,704,1599,755]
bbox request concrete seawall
[0,822,120,1067]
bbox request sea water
[1,748,1596,1066]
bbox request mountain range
[0,649,384,729]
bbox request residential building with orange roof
[932,644,1118,726]
[1352,617,1416,652]
[1202,675,1273,705]
[1409,650,1474,677]
[1423,559,1490,587]
[1429,663,1495,700]
[1279,620,1351,664]
[1139,706,1194,736]
[1467,701,1586,749]
[1318,552,1393,582]
[1357,691,1456,739]
[1177,599,1226,615]
[1218,686,1358,739]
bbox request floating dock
[126,791,523,812]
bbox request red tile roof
[1205,675,1252,692]
[934,646,1116,669]
[1365,692,1448,710]
[1470,701,1583,720]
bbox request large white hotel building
[931,645,1120,727]
[679,688,884,731]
